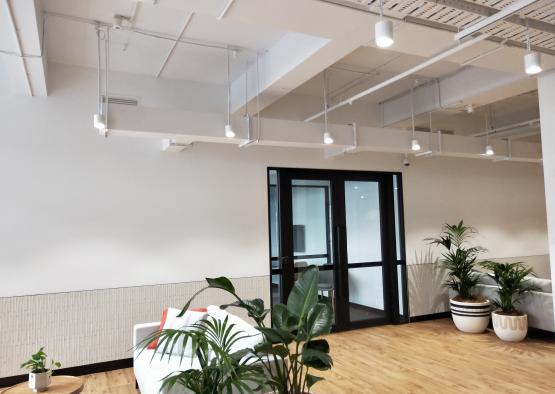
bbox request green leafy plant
[426,220,486,300]
[139,316,266,394]
[141,265,333,393]
[480,261,539,314]
[20,347,61,374]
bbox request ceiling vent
[102,96,139,106]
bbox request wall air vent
[102,96,139,106]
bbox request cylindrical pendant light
[322,70,333,145]
[524,23,542,75]
[410,85,420,151]
[375,0,394,48]
[225,48,235,138]
[93,27,106,130]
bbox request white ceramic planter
[29,372,50,392]
[449,298,491,333]
[492,311,528,342]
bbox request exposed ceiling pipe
[5,0,33,96]
[471,118,540,138]
[102,26,110,137]
[460,40,507,66]
[454,0,541,41]
[303,33,489,122]
[155,12,194,79]
[217,0,236,20]
[44,11,248,53]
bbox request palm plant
[480,261,539,314]
[176,265,333,393]
[138,316,267,394]
[426,221,485,300]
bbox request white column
[538,70,555,328]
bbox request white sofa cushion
[206,305,263,353]
[156,308,207,358]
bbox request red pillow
[147,308,169,350]
[147,307,207,349]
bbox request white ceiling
[41,0,285,83]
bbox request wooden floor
[60,319,555,393]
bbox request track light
[323,132,334,145]
[524,24,542,75]
[484,144,495,156]
[93,113,106,129]
[524,52,542,75]
[375,0,393,48]
[411,138,421,151]
[225,124,235,138]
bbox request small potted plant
[427,221,491,333]
[21,347,61,392]
[480,261,538,342]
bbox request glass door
[268,168,407,331]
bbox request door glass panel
[344,181,382,263]
[393,175,401,261]
[291,179,332,267]
[269,170,279,269]
[348,266,386,322]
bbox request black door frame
[267,167,409,330]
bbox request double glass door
[269,168,408,331]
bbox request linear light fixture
[217,0,235,20]
[454,0,539,41]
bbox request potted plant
[140,265,332,393]
[480,261,538,342]
[20,347,61,392]
[427,221,491,333]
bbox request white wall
[0,63,549,303]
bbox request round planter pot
[28,372,51,392]
[449,298,491,333]
[492,311,528,342]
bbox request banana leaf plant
[179,265,333,393]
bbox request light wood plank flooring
[24,319,555,393]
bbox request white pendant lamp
[224,48,235,138]
[375,0,394,48]
[483,109,495,156]
[409,86,420,151]
[322,70,334,145]
[524,24,542,75]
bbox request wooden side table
[0,376,83,394]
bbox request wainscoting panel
[0,276,269,378]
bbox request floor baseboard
[0,358,133,388]
[409,312,451,322]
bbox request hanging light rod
[44,11,247,53]
[453,0,540,41]
[303,33,488,122]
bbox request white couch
[133,305,272,394]
[475,274,554,333]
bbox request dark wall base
[409,311,451,322]
[0,358,133,389]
